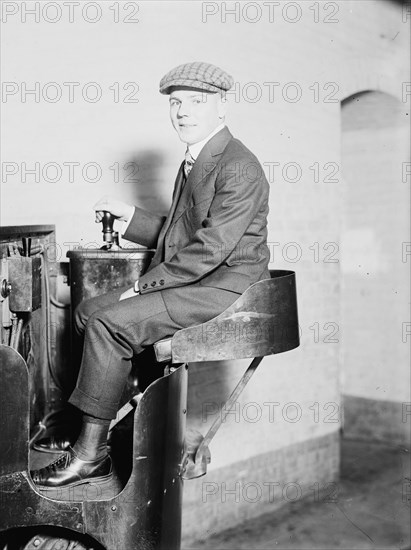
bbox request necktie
[184,148,195,179]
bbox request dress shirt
[186,122,225,161]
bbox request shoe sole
[32,444,70,454]
[36,472,113,491]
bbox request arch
[340,89,410,444]
[316,55,407,103]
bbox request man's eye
[193,98,201,104]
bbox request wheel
[0,528,102,550]
[22,534,89,550]
[20,535,88,549]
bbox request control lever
[101,211,114,247]
[94,211,121,249]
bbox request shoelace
[46,450,71,471]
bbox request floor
[183,439,411,550]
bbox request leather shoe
[32,435,73,454]
[30,447,112,489]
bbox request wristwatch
[134,280,140,294]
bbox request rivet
[147,500,152,506]
[26,507,33,514]
[172,478,175,484]
[182,409,187,414]
[76,523,83,529]
[111,505,117,511]
[33,539,41,547]
[164,489,167,494]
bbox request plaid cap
[159,62,234,95]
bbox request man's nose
[177,102,190,117]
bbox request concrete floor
[183,438,411,550]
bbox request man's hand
[119,287,139,301]
[94,196,134,223]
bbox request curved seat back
[171,270,299,363]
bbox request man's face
[169,89,226,145]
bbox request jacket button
[159,279,164,285]
[151,281,156,287]
[142,283,148,289]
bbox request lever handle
[101,211,114,245]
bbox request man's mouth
[179,124,196,128]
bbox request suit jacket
[123,126,270,318]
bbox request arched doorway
[340,90,410,444]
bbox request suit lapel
[149,162,184,266]
[164,161,185,230]
[153,127,233,264]
[172,127,233,221]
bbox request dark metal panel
[0,346,85,536]
[0,345,30,475]
[171,270,300,363]
[67,249,154,306]
[83,364,187,550]
[0,472,84,533]
[0,354,187,549]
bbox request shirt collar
[187,123,226,161]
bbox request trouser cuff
[69,387,119,420]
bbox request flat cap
[159,62,234,95]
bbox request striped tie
[184,148,195,178]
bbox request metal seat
[153,269,300,478]
[154,269,299,363]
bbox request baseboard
[181,430,340,544]
[342,394,411,446]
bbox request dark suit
[125,126,270,323]
[69,127,270,419]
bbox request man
[31,62,270,490]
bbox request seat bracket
[181,356,263,480]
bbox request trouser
[68,283,242,420]
[68,287,184,419]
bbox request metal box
[8,256,42,313]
